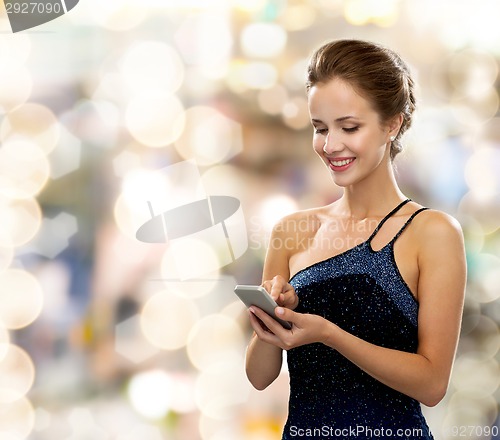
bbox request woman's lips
[327,157,356,172]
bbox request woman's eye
[343,126,359,133]
[314,128,328,135]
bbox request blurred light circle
[0,197,41,247]
[481,117,500,144]
[258,85,288,115]
[0,397,35,439]
[113,192,148,240]
[114,165,195,239]
[233,0,266,12]
[128,369,173,419]
[201,165,246,200]
[0,344,35,403]
[443,392,498,433]
[283,58,309,91]
[458,191,500,234]
[0,326,9,363]
[0,34,31,67]
[220,300,246,322]
[226,60,248,94]
[241,62,278,90]
[448,49,498,99]
[67,408,108,439]
[116,424,163,440]
[282,97,310,130]
[169,372,196,413]
[187,315,245,371]
[0,65,32,114]
[93,0,146,31]
[487,301,500,327]
[467,252,500,303]
[112,150,142,178]
[161,280,218,300]
[280,4,317,31]
[141,290,199,350]
[174,106,243,166]
[194,360,250,419]
[477,254,500,303]
[120,41,184,95]
[182,68,219,98]
[460,298,481,336]
[0,269,43,330]
[125,92,185,147]
[451,355,500,397]
[241,23,287,59]
[161,237,221,281]
[0,103,59,155]
[460,315,500,359]
[314,0,344,12]
[198,414,242,440]
[344,0,372,25]
[0,243,13,274]
[174,13,233,79]
[0,138,50,199]
[410,106,460,147]
[344,0,398,26]
[451,88,499,127]
[121,168,172,208]
[464,146,500,198]
[91,72,123,103]
[457,214,485,255]
[259,194,298,232]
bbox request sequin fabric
[283,199,434,440]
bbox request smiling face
[308,78,398,188]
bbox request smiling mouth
[330,158,355,167]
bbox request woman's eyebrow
[311,116,359,124]
[335,115,359,122]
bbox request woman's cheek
[312,136,324,154]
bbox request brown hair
[306,39,416,160]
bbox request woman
[245,40,466,439]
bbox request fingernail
[248,307,255,314]
[276,307,284,315]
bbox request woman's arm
[245,217,298,390]
[250,211,466,405]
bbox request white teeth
[331,158,354,167]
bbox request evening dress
[283,199,434,439]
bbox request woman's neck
[337,160,406,219]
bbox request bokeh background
[0,0,500,439]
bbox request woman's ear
[388,113,404,137]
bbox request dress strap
[391,207,429,243]
[367,198,411,242]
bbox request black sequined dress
[283,199,434,440]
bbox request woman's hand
[248,305,330,350]
[262,275,299,310]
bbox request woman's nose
[322,133,343,154]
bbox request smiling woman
[244,39,466,440]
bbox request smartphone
[234,284,292,330]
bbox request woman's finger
[250,306,290,337]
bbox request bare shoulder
[263,206,326,280]
[410,209,465,261]
[412,209,463,243]
[271,206,324,237]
